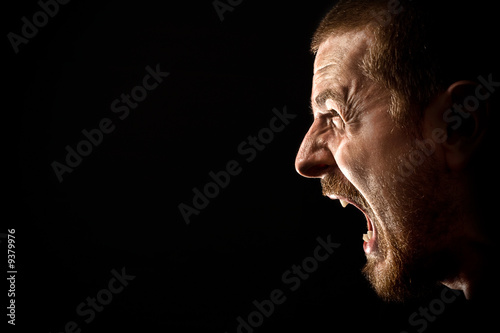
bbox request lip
[327,194,377,255]
[362,212,376,255]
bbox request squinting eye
[329,109,341,118]
[328,109,344,128]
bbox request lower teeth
[363,231,373,242]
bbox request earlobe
[441,80,490,171]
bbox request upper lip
[326,194,363,210]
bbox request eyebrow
[310,88,348,114]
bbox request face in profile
[295,22,493,302]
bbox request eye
[330,109,341,118]
[328,109,344,128]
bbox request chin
[362,251,441,303]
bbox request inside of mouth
[363,213,373,242]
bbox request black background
[10,0,478,332]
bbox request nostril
[296,157,333,178]
[307,163,332,178]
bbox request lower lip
[363,213,376,254]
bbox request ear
[439,80,490,171]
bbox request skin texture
[295,28,492,302]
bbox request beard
[321,146,457,302]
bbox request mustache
[321,172,368,210]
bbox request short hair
[311,0,498,131]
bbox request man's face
[296,30,454,301]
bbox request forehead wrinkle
[314,30,372,83]
[314,53,347,78]
[312,30,377,118]
[312,65,346,100]
[311,64,351,113]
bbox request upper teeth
[363,231,373,242]
[340,200,349,208]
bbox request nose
[295,119,336,178]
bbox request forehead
[314,29,371,75]
[312,29,372,97]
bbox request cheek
[337,139,382,201]
[337,114,412,194]
[335,141,366,182]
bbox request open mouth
[328,195,377,255]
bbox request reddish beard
[321,153,452,302]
